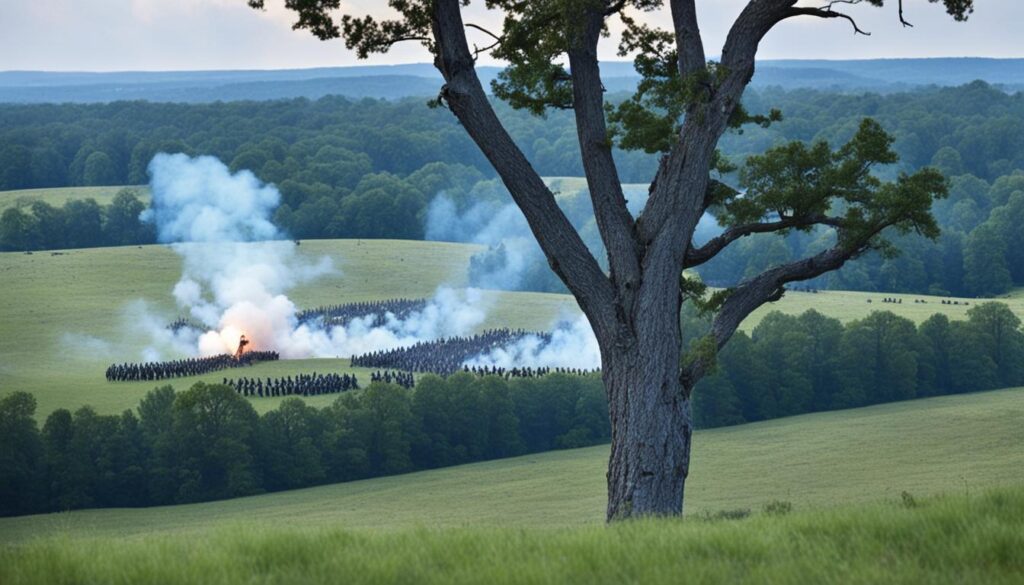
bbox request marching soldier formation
[370,370,415,388]
[351,328,550,376]
[297,298,428,328]
[105,351,279,382]
[461,365,599,379]
[224,372,358,397]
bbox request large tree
[253,0,971,520]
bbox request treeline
[0,372,607,517]
[692,302,1024,428]
[0,94,656,244]
[0,189,152,251]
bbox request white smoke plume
[465,313,602,370]
[136,153,486,361]
[424,186,720,372]
[424,192,602,370]
[425,194,542,291]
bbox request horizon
[3,55,1023,75]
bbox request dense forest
[2,303,1021,518]
[1,82,1023,295]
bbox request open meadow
[2,237,1022,416]
[1,388,1022,583]
[3,486,1022,585]
[0,185,150,213]
[1,387,1021,543]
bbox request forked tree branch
[789,6,871,35]
[682,221,890,386]
[684,214,845,268]
[567,8,643,304]
[431,0,619,339]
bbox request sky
[0,0,1021,72]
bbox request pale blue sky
[1,0,1021,72]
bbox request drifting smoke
[424,185,723,371]
[137,153,486,361]
[425,191,603,369]
[425,194,544,291]
[465,313,601,370]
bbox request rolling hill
[0,386,1020,544]
[3,58,1022,103]
[0,185,149,213]
[2,237,1021,417]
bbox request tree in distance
[251,0,973,520]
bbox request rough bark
[604,304,693,519]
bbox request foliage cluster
[0,188,151,251]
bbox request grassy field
[0,185,149,212]
[1,387,1020,544]
[2,486,1021,585]
[2,238,1022,416]
[0,240,580,415]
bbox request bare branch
[899,0,915,27]
[465,23,501,42]
[465,23,503,58]
[789,6,871,35]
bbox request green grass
[2,487,1022,585]
[1,387,1020,544]
[2,239,1021,416]
[0,185,149,212]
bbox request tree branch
[682,220,891,387]
[567,8,643,309]
[465,23,502,59]
[430,0,618,339]
[899,0,915,27]
[684,214,844,268]
[789,6,871,35]
[670,0,707,78]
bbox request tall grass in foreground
[2,487,1022,585]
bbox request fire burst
[197,325,250,358]
[235,334,250,358]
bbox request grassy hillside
[3,486,1021,585]
[1,387,1020,544]
[0,185,149,212]
[2,239,1021,416]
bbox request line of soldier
[224,371,358,397]
[460,365,600,379]
[350,328,549,376]
[105,350,279,382]
[369,370,415,388]
[296,298,428,328]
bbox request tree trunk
[604,308,694,520]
